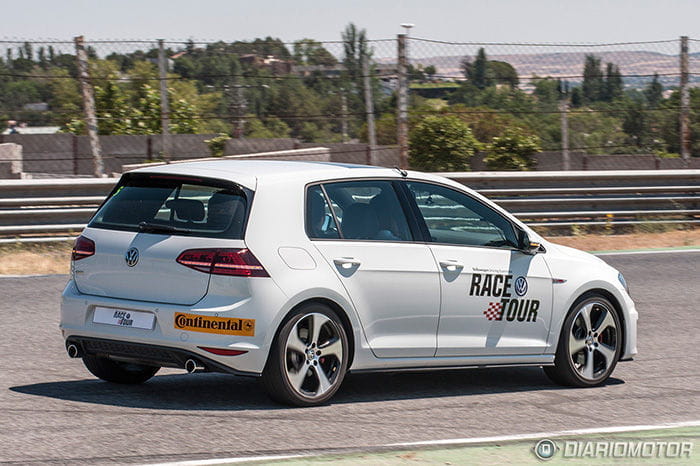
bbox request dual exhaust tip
[67,342,204,374]
[67,343,81,359]
[184,358,205,374]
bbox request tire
[262,303,349,406]
[544,293,622,387]
[82,355,160,384]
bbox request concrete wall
[0,143,23,178]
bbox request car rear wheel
[262,303,349,406]
[82,355,160,384]
[544,293,622,387]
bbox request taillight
[198,346,248,356]
[176,248,269,277]
[72,236,95,261]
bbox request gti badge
[514,276,528,296]
[125,247,140,267]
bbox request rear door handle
[439,260,464,272]
[333,257,361,269]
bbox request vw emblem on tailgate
[125,247,140,267]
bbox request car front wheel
[544,293,622,387]
[262,303,349,406]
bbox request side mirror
[518,229,541,254]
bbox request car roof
[131,160,406,190]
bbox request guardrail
[0,169,698,243]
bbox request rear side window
[319,180,414,242]
[306,185,340,239]
[89,174,250,239]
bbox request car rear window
[89,173,250,239]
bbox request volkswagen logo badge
[514,276,528,296]
[125,247,140,267]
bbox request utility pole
[228,84,247,139]
[679,36,690,164]
[74,36,104,177]
[397,33,409,170]
[158,39,172,162]
[362,54,377,165]
[560,100,570,170]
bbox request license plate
[93,307,155,330]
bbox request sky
[3,0,698,44]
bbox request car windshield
[89,173,250,239]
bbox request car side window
[322,180,413,242]
[406,182,519,249]
[306,185,340,239]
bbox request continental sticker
[174,312,255,336]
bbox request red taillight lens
[176,248,269,277]
[72,236,95,261]
[198,346,248,356]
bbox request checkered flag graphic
[483,302,503,321]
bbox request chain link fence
[0,35,698,178]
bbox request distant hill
[395,50,700,86]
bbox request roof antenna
[393,166,408,177]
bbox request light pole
[400,23,414,36]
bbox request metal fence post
[340,91,348,143]
[680,36,690,165]
[397,34,409,170]
[560,100,570,170]
[74,36,104,177]
[158,39,172,162]
[362,54,377,165]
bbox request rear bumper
[66,336,258,376]
[60,277,288,375]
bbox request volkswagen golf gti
[61,160,637,406]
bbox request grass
[0,227,697,276]
[268,426,699,465]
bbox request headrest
[166,199,205,222]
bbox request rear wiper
[138,222,193,234]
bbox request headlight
[618,272,630,295]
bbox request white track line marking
[148,420,700,465]
[595,249,700,256]
[390,420,700,447]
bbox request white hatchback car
[61,161,637,406]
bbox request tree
[488,60,519,88]
[424,65,436,80]
[461,48,518,89]
[409,115,481,171]
[582,55,604,103]
[342,23,369,83]
[462,47,490,89]
[603,63,623,101]
[644,73,663,107]
[293,39,337,66]
[484,127,541,170]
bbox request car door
[403,181,553,357]
[308,180,440,358]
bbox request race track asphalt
[0,251,698,464]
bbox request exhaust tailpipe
[184,359,204,374]
[66,343,81,358]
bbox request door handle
[439,260,464,272]
[333,257,361,269]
